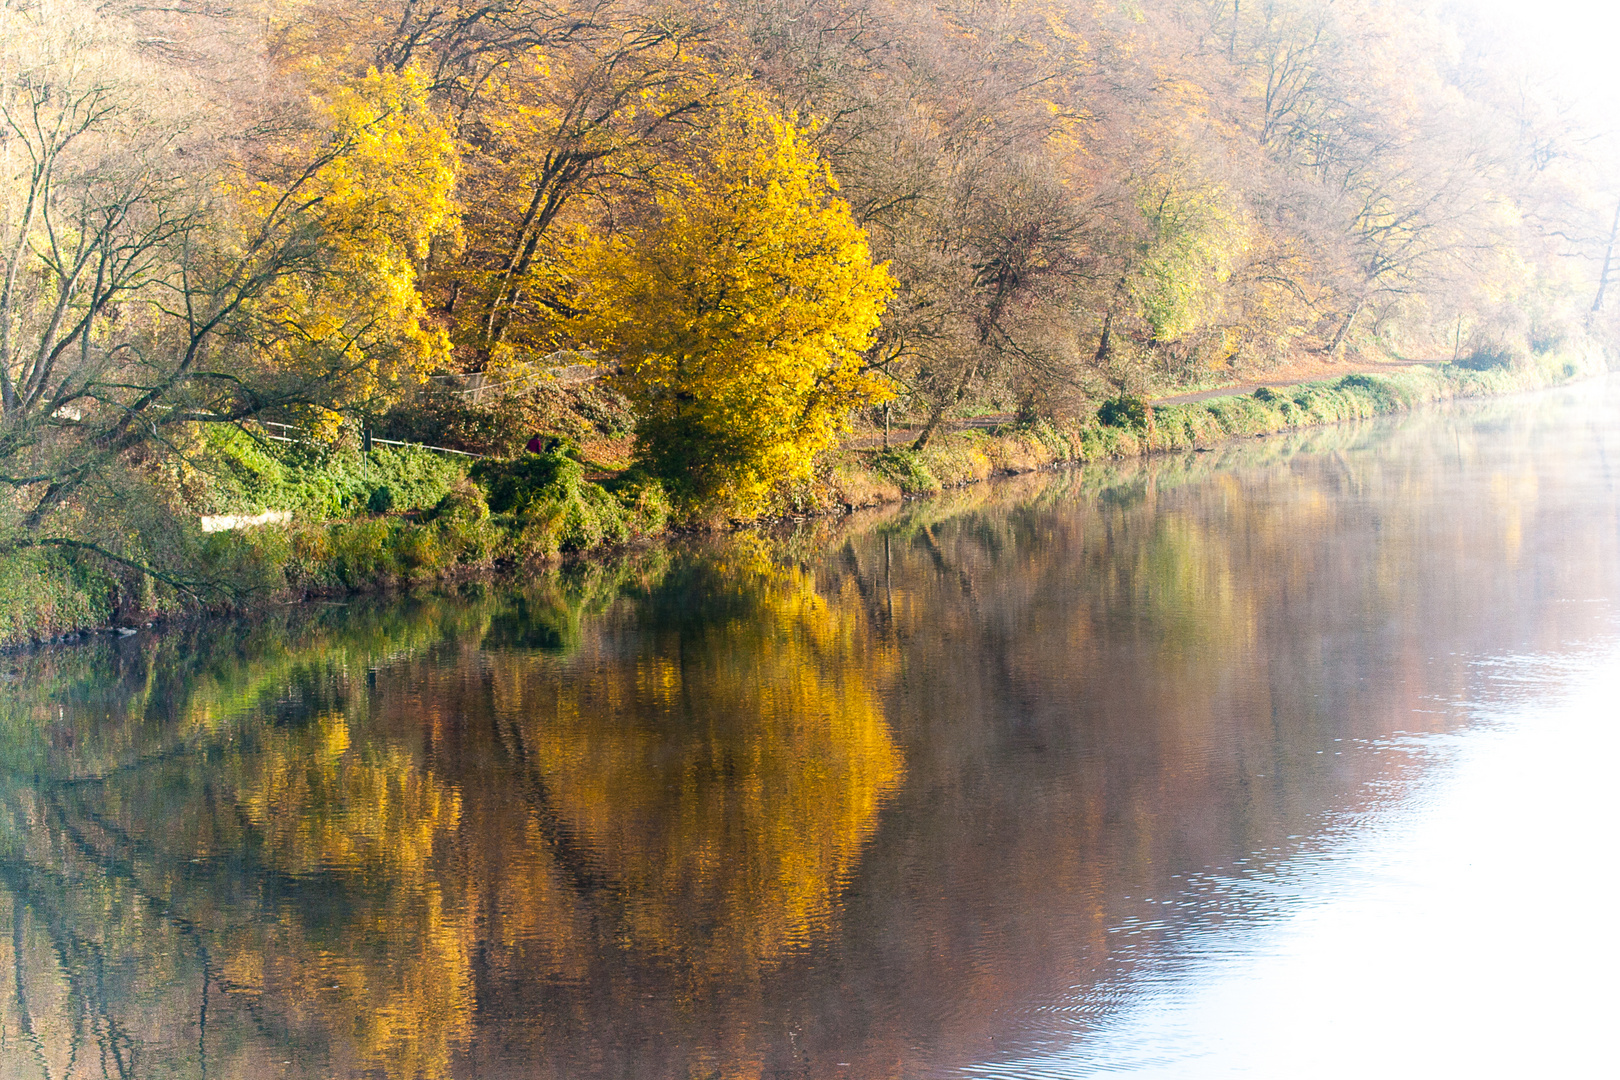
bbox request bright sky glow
[1463,0,1620,119]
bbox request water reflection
[489,544,904,979]
[2,380,1618,1077]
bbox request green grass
[198,425,467,520]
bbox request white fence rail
[255,421,482,459]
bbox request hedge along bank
[189,449,671,594]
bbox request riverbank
[0,345,1603,649]
[814,345,1603,506]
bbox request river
[1,379,1617,1079]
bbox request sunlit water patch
[989,637,1620,1079]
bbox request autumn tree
[0,1,457,574]
[290,0,733,370]
[576,94,895,513]
[433,18,725,368]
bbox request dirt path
[1153,358,1444,406]
[839,358,1445,449]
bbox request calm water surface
[3,380,1618,1078]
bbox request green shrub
[607,470,672,536]
[920,438,993,487]
[327,519,398,587]
[197,425,465,520]
[472,450,635,555]
[199,527,294,597]
[436,515,500,566]
[475,451,577,516]
[427,482,502,565]
[430,480,490,524]
[1457,340,1522,371]
[1097,395,1151,430]
[360,446,465,512]
[392,526,442,576]
[870,449,942,495]
[0,551,115,645]
[367,485,396,514]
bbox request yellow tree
[577,94,895,515]
[441,35,721,369]
[234,65,460,421]
[261,0,727,372]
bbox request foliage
[1457,342,1521,371]
[414,21,722,366]
[871,450,942,496]
[606,469,674,537]
[1097,396,1153,431]
[377,378,637,457]
[1130,182,1249,344]
[7,0,1620,618]
[0,342,1601,645]
[194,425,466,519]
[233,66,459,407]
[0,5,462,563]
[470,450,665,556]
[576,94,896,515]
[0,550,115,643]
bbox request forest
[1,0,1616,634]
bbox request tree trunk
[1094,308,1115,367]
[910,399,948,452]
[1591,197,1620,320]
[911,357,980,452]
[1326,295,1366,358]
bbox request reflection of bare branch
[919,525,977,601]
[4,870,130,1080]
[498,714,634,930]
[0,800,294,1058]
[10,890,57,1080]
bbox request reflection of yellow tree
[215,883,472,1080]
[500,540,904,979]
[0,551,905,1078]
[233,712,458,879]
[216,712,474,1080]
[1125,500,1257,657]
